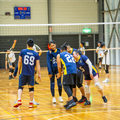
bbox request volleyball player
[96,41,103,69]
[73,50,107,105]
[101,43,110,83]
[14,38,41,108]
[47,40,63,104]
[57,43,77,110]
[4,40,17,79]
[65,43,87,103]
[33,44,42,84]
[80,41,85,55]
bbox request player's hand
[5,66,7,70]
[38,74,41,82]
[56,73,61,79]
[48,74,52,78]
[18,70,20,75]
[90,73,93,80]
[14,39,17,43]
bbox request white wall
[0,0,48,35]
[51,0,98,34]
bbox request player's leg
[63,74,76,110]
[50,73,56,103]
[84,79,91,105]
[13,64,18,78]
[99,58,102,69]
[77,70,87,103]
[57,76,63,102]
[11,62,15,77]
[28,76,37,108]
[13,74,26,107]
[9,63,13,79]
[103,65,109,83]
[93,74,107,103]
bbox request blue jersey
[19,48,40,76]
[60,51,77,75]
[76,55,98,75]
[70,48,77,55]
[47,48,60,74]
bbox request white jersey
[102,49,110,65]
[80,47,85,55]
[6,51,16,63]
[96,47,103,58]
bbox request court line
[48,109,120,120]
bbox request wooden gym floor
[0,66,120,120]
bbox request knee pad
[18,86,23,90]
[35,70,37,74]
[85,85,90,94]
[95,82,102,91]
[105,70,109,73]
[29,87,34,92]
[77,83,83,88]
[12,69,14,73]
[9,68,12,72]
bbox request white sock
[30,101,33,103]
[18,98,21,100]
[99,65,101,67]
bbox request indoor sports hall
[0,0,120,120]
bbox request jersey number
[24,55,35,65]
[65,54,75,63]
[79,66,85,72]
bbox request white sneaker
[58,96,63,102]
[33,101,40,105]
[102,79,109,83]
[52,97,56,104]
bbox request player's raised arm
[36,60,41,81]
[11,40,17,50]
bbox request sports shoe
[102,79,109,83]
[64,101,69,108]
[29,102,37,108]
[84,100,91,105]
[58,96,63,102]
[98,67,101,69]
[73,96,78,102]
[78,96,87,103]
[102,96,107,103]
[35,81,39,84]
[52,97,56,104]
[33,101,40,105]
[9,75,12,80]
[66,100,76,110]
[13,100,22,107]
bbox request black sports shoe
[84,100,91,105]
[73,96,78,102]
[102,96,107,103]
[66,100,76,110]
[9,75,12,80]
[35,81,39,84]
[64,101,69,108]
[78,96,87,103]
[98,67,101,69]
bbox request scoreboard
[14,7,31,19]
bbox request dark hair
[64,42,70,47]
[27,38,34,47]
[61,43,67,51]
[81,41,85,46]
[97,41,102,44]
[75,49,82,55]
[101,43,105,48]
[49,40,56,45]
[4,49,8,52]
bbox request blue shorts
[85,73,98,80]
[19,74,34,87]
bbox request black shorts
[99,58,102,62]
[9,62,15,67]
[63,73,76,85]
[76,70,83,85]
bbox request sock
[99,65,101,67]
[30,101,33,103]
[18,98,21,100]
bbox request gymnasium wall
[104,0,120,65]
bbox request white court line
[48,109,120,120]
